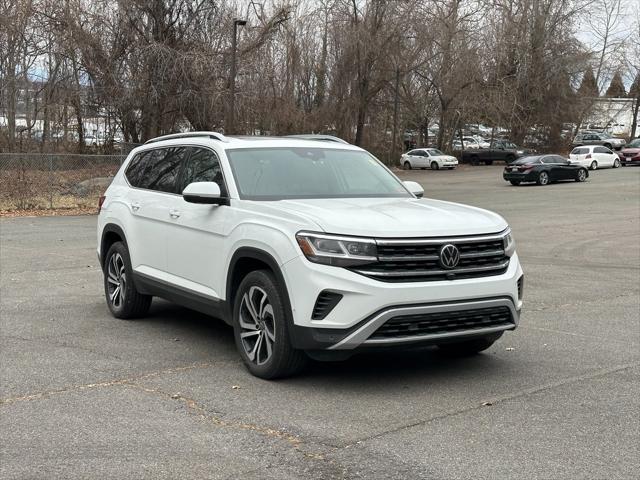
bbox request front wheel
[589,160,597,170]
[437,333,503,357]
[104,242,151,319]
[613,158,620,168]
[233,270,307,379]
[509,180,521,186]
[430,161,439,170]
[403,161,412,170]
[536,171,549,186]
[576,168,587,182]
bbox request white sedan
[401,148,458,170]
[569,145,621,170]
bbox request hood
[621,147,640,154]
[256,197,507,238]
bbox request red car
[618,138,640,166]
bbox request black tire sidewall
[431,161,438,170]
[104,242,140,318]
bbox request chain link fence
[0,153,128,211]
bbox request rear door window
[125,147,187,193]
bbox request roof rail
[286,134,350,144]
[144,131,229,145]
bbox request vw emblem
[439,244,460,269]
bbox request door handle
[169,209,181,218]
[131,202,141,211]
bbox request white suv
[98,132,523,378]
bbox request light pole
[228,18,247,134]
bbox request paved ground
[1,165,639,479]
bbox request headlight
[516,150,524,154]
[503,229,516,257]
[296,232,377,266]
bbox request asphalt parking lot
[1,165,639,479]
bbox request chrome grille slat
[355,260,510,277]
[351,234,510,282]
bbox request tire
[576,168,587,182]
[506,154,516,164]
[403,161,412,170]
[536,171,549,186]
[589,160,597,170]
[603,143,612,150]
[233,270,307,379]
[484,160,493,166]
[613,158,620,168]
[509,180,521,186]
[430,161,439,170]
[104,242,151,319]
[437,333,503,357]
[470,155,479,166]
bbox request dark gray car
[572,132,626,150]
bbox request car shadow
[135,300,508,385]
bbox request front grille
[370,306,514,339]
[352,235,509,282]
[624,152,636,157]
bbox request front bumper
[282,252,523,350]
[619,154,640,164]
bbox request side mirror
[403,180,424,199]
[182,182,228,205]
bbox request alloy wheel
[107,252,126,308]
[539,172,549,185]
[239,286,276,365]
[578,169,586,181]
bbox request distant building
[583,97,636,136]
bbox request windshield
[427,149,444,156]
[626,139,640,148]
[226,147,411,200]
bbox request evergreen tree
[605,72,626,97]
[577,67,599,97]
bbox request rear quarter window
[571,147,588,155]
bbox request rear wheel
[589,160,597,170]
[576,168,587,182]
[403,161,412,170]
[470,155,479,166]
[104,242,151,319]
[536,171,549,186]
[603,143,612,150]
[613,158,620,168]
[430,161,439,170]
[509,180,521,186]
[437,333,503,357]
[506,154,516,164]
[233,270,307,379]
